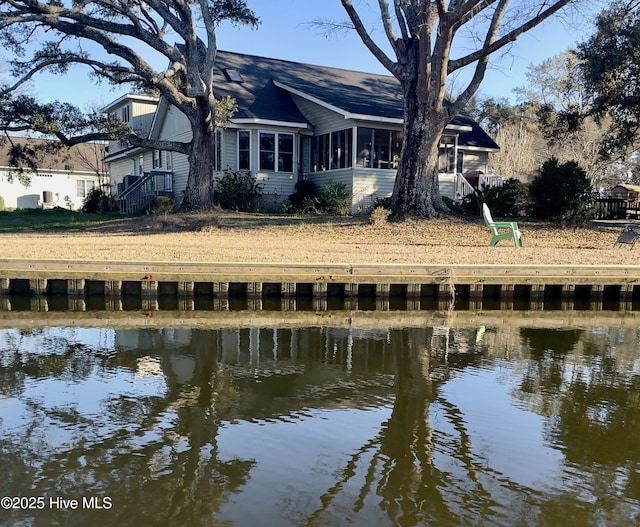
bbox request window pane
[331,131,342,169]
[320,134,330,171]
[357,128,374,168]
[279,152,293,172]
[373,129,392,169]
[278,133,294,172]
[260,133,275,152]
[238,130,250,170]
[278,134,293,152]
[391,131,402,169]
[260,133,275,171]
[331,129,353,169]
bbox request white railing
[455,174,476,199]
[479,174,504,189]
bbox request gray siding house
[104,51,500,214]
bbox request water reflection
[0,316,639,526]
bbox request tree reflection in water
[0,322,639,527]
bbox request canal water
[0,308,639,526]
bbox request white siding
[461,151,489,174]
[289,94,348,135]
[159,106,192,142]
[157,106,192,199]
[0,168,101,210]
[352,169,396,213]
[108,157,136,195]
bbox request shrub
[317,182,351,215]
[529,157,596,224]
[482,178,530,217]
[82,186,113,214]
[442,195,464,215]
[460,192,482,216]
[0,195,5,212]
[288,179,318,207]
[213,169,263,212]
[282,181,351,215]
[369,206,391,225]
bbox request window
[439,138,456,173]
[224,68,244,83]
[278,134,293,172]
[77,179,95,198]
[121,106,130,123]
[259,132,294,172]
[356,128,402,169]
[260,133,275,171]
[331,129,352,169]
[311,129,353,172]
[311,133,330,172]
[238,130,251,170]
[153,149,163,169]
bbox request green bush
[282,181,351,215]
[82,186,113,214]
[318,182,351,215]
[529,157,596,224]
[482,178,530,217]
[213,169,263,212]
[442,195,464,215]
[288,179,318,207]
[0,196,5,212]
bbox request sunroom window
[311,128,353,171]
[356,128,402,169]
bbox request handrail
[455,174,475,199]
[118,171,173,215]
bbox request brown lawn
[1,211,638,266]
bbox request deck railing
[595,198,640,221]
[118,171,173,215]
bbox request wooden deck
[1,259,639,305]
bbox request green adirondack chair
[482,203,523,248]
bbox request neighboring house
[609,183,640,204]
[104,51,500,214]
[0,137,106,210]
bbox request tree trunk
[391,87,448,219]
[180,101,217,211]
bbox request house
[609,183,640,204]
[0,137,106,211]
[104,51,500,214]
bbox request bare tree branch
[340,0,398,76]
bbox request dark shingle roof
[213,51,498,150]
[214,50,404,122]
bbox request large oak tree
[338,0,582,218]
[0,0,258,210]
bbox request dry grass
[2,210,638,266]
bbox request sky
[7,0,602,111]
